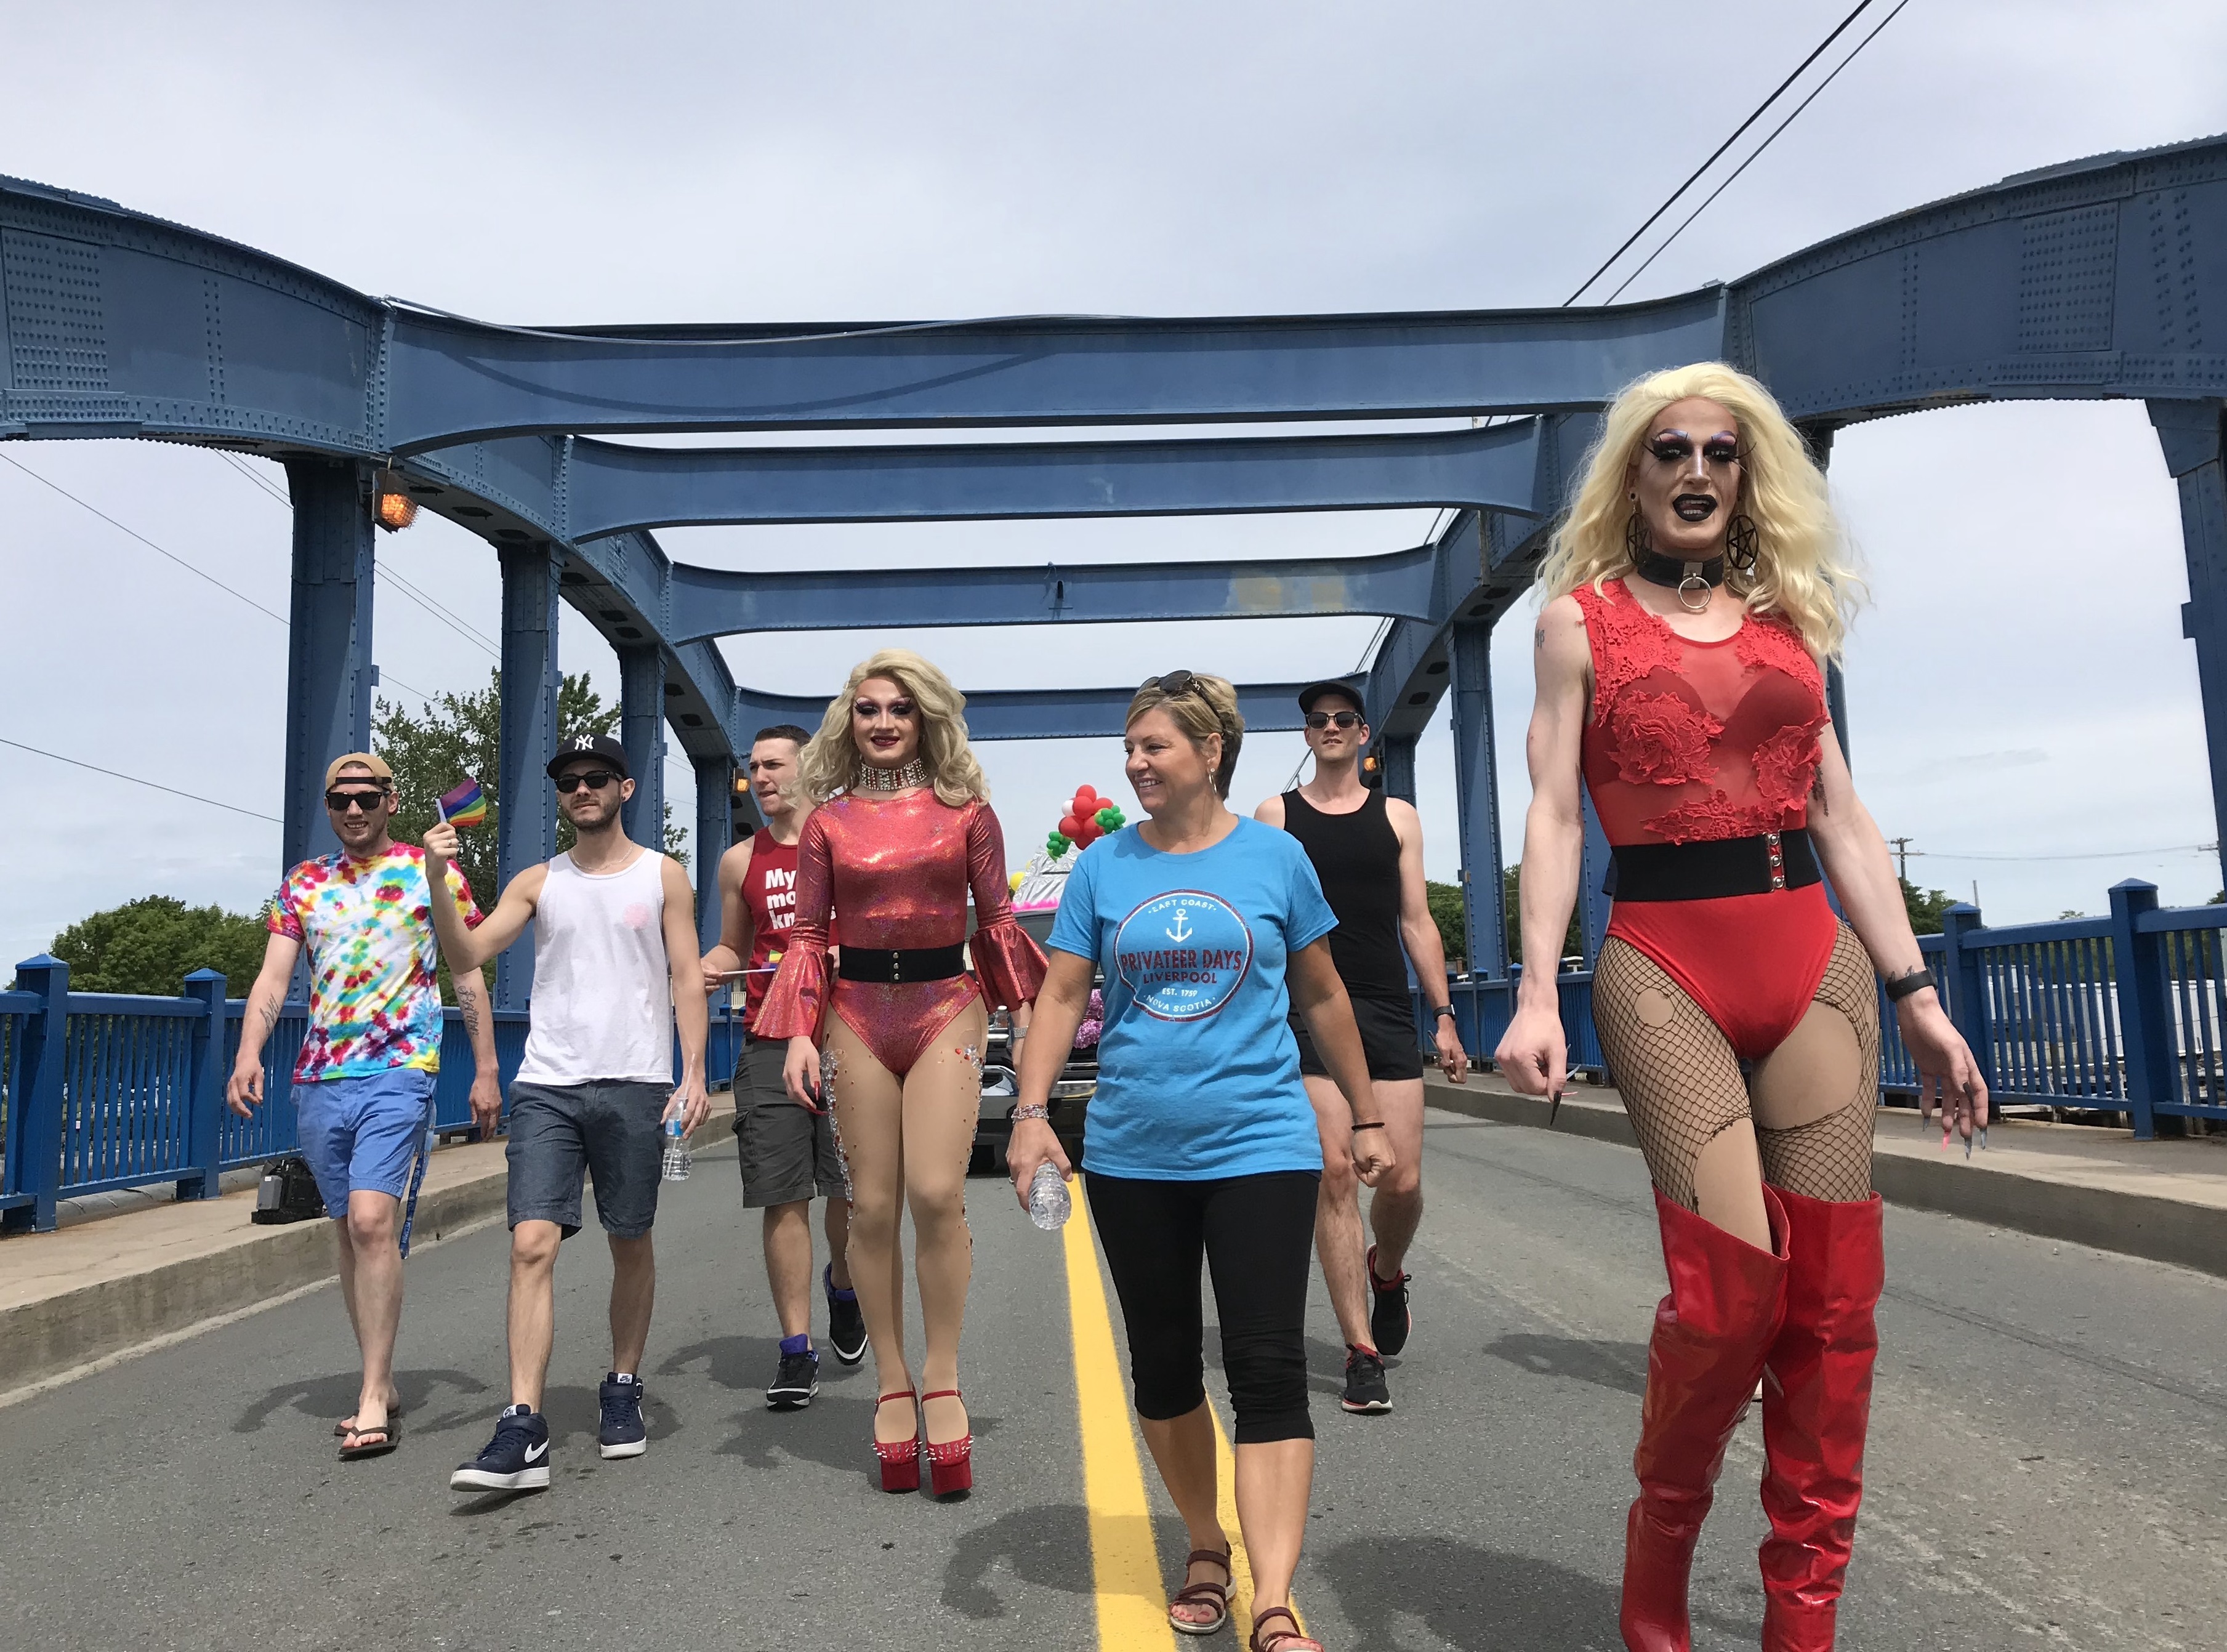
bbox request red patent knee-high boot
[1621,1187,1790,1652]
[1758,1187,1884,1651]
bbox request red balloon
[1059,815,1082,838]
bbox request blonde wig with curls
[1537,362,1865,661]
[795,648,991,808]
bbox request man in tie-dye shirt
[228,752,501,1461]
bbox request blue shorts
[294,1069,437,1217]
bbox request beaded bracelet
[1011,1103,1051,1122]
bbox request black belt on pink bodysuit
[837,944,968,985]
[1606,828,1821,903]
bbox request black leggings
[1085,1169,1320,1445]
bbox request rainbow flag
[437,777,488,829]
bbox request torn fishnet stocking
[1593,937,1751,1211]
[1750,924,1879,1203]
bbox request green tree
[1902,876,1956,936]
[372,668,685,906]
[1420,871,1582,975]
[44,896,269,995]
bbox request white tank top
[515,847,674,1086]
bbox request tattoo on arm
[1534,625,1546,651]
[460,994,481,1038]
[256,997,278,1036]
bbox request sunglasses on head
[1142,670,1199,697]
[1305,710,1362,731]
[324,788,389,813]
[554,770,620,794]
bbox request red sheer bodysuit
[1574,578,1836,1061]
[754,791,1048,1076]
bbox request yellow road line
[1063,1186,1177,1651]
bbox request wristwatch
[1432,1004,1457,1020]
[1883,967,1935,1002]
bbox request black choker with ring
[853,757,930,793]
[1625,508,1760,613]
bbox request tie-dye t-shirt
[267,845,482,1082]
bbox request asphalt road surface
[4,1111,2221,1651]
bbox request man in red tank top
[703,728,863,1409]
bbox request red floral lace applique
[1751,720,1826,815]
[1735,611,1823,697]
[1573,580,1681,728]
[1644,791,1780,845]
[1607,691,1723,786]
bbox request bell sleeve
[752,810,836,1041]
[964,802,1049,1010]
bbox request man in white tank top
[423,735,709,1492]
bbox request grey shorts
[734,1036,848,1207]
[506,1079,669,1240]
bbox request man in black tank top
[1255,683,1466,1415]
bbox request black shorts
[1289,992,1424,1082]
[733,1036,848,1207]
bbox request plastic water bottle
[661,1112,691,1182]
[1028,1161,1071,1230]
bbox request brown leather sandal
[1248,1604,1323,1652]
[1168,1545,1232,1636]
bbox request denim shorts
[506,1079,669,1240]
[294,1068,438,1217]
[733,1036,847,1207]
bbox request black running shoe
[826,1264,868,1367]
[1366,1244,1412,1358]
[767,1347,820,1411]
[1340,1346,1392,1414]
[598,1372,648,1459]
[451,1404,551,1491]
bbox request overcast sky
[4,0,2226,971]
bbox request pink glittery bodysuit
[753,791,1048,1076]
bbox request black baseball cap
[1296,680,1366,717]
[546,735,630,780]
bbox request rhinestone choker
[853,758,930,793]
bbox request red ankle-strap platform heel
[920,1388,973,1497]
[873,1390,921,1493]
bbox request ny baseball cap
[323,751,394,788]
[546,735,630,780]
[1295,680,1366,717]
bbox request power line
[1602,0,1914,304]
[1908,843,2215,863]
[0,735,283,825]
[0,449,290,626]
[1563,0,1879,305]
[214,448,293,509]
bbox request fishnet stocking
[1751,924,1879,1202]
[1593,938,1750,1211]
[1594,925,1879,1210]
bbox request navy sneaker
[598,1372,648,1459]
[1366,1244,1412,1358]
[451,1404,550,1491]
[826,1265,868,1367]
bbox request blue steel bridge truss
[4,134,2226,1004]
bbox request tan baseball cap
[324,751,394,789]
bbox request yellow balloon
[1009,871,1024,892]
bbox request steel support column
[1802,424,1850,767]
[496,542,563,1008]
[693,754,735,952]
[1578,796,1613,965]
[2151,399,2227,879]
[280,459,376,875]
[1448,623,1506,980]
[619,646,667,847]
[1379,735,1417,805]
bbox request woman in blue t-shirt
[1010,671,1393,1652]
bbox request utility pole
[1888,836,1913,881]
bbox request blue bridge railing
[1,956,741,1234]
[1416,878,2223,1140]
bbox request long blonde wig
[795,648,991,807]
[1536,362,1864,659]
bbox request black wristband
[1351,1120,1387,1133]
[1431,1004,1457,1020]
[1883,967,1935,1002]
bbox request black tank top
[1279,788,1407,1001]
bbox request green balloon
[1095,805,1126,831]
[1046,831,1071,857]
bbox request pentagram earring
[1725,514,1760,573]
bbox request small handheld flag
[437,777,488,829]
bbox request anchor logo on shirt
[1166,909,1194,943]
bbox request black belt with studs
[837,944,968,985]
[1605,828,1820,903]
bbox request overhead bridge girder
[733,679,1357,745]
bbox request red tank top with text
[1571,578,1828,847]
[743,836,810,1027]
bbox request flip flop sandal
[334,1401,403,1437]
[1169,1546,1233,1636]
[338,1418,399,1461]
[1248,1605,1323,1652]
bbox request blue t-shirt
[1047,816,1338,1180]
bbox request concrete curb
[1425,1081,2227,1280]
[0,1129,739,1398]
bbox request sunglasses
[1141,670,1199,697]
[1305,711,1362,731]
[324,789,389,813]
[1643,433,1742,469]
[554,770,620,793]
